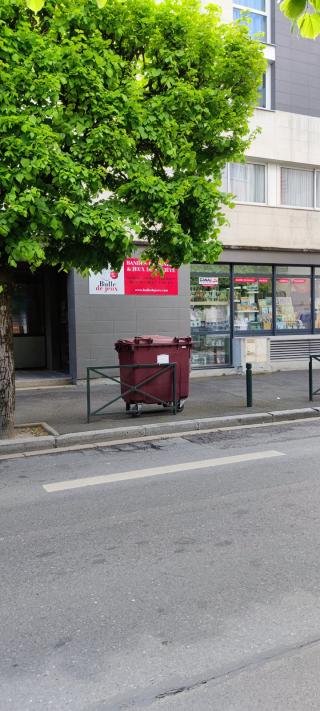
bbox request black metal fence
[309,354,320,401]
[87,363,178,422]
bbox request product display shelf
[191,301,229,306]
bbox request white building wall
[221,109,320,252]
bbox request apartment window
[315,171,320,208]
[258,64,272,109]
[233,0,268,42]
[281,168,314,208]
[229,162,266,203]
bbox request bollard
[246,362,253,407]
[309,357,313,401]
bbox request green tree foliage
[280,0,320,38]
[0,0,265,273]
[0,0,265,435]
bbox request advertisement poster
[89,259,178,296]
[198,276,219,287]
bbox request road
[2,418,320,710]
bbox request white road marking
[43,450,285,493]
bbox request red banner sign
[124,259,178,296]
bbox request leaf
[310,0,320,11]
[297,11,320,36]
[280,0,306,20]
[96,0,107,7]
[26,0,45,12]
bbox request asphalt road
[2,419,320,710]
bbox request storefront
[190,263,320,368]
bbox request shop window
[315,278,320,329]
[234,264,272,275]
[280,168,314,208]
[233,0,268,41]
[190,266,231,367]
[276,276,311,330]
[229,163,266,203]
[12,283,44,336]
[276,266,311,276]
[234,275,272,332]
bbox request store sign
[198,277,219,287]
[234,277,257,284]
[89,267,125,294]
[234,277,270,284]
[89,259,178,296]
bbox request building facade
[13,1,320,379]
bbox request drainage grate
[270,338,320,361]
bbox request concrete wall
[71,266,191,379]
[247,108,320,166]
[221,203,320,252]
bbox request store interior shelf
[191,301,229,306]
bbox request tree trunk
[0,278,15,438]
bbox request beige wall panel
[248,109,320,166]
[221,204,320,250]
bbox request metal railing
[309,354,320,401]
[87,363,178,422]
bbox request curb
[1,407,320,456]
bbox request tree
[0,0,265,436]
[280,0,320,38]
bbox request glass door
[190,265,231,367]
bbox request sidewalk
[15,369,319,435]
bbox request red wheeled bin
[115,336,192,416]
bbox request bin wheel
[177,400,184,413]
[131,403,142,417]
[162,402,171,408]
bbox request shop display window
[190,263,318,369]
[276,276,311,330]
[315,279,320,330]
[191,335,231,367]
[190,265,231,366]
[234,276,272,332]
[276,266,311,276]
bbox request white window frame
[257,63,272,110]
[315,170,320,209]
[279,166,320,210]
[226,161,267,206]
[233,0,271,43]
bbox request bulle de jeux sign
[89,258,179,296]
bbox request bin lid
[115,335,192,348]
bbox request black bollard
[246,362,253,407]
[309,357,313,401]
